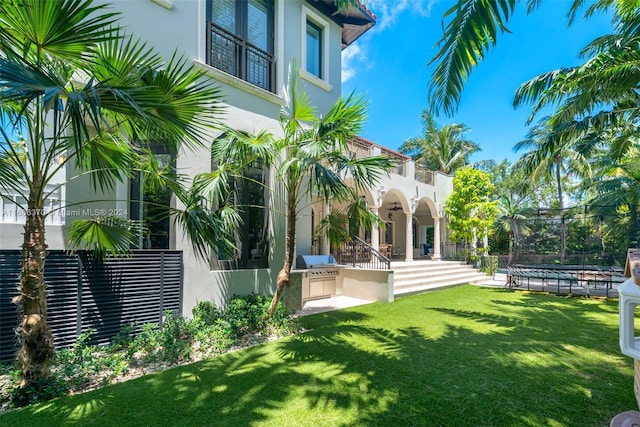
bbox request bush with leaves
[0,295,300,411]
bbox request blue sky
[341,0,614,163]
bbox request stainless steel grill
[296,255,344,301]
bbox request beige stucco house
[0,0,453,314]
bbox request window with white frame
[0,183,64,225]
[306,20,322,79]
[302,7,330,89]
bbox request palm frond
[0,0,120,63]
[280,61,316,136]
[67,216,138,260]
[427,0,516,116]
[78,132,136,192]
[316,91,368,148]
[315,208,349,248]
[172,188,240,262]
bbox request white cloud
[367,0,438,32]
[341,0,439,83]
[341,42,365,83]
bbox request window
[210,153,270,271]
[301,7,331,90]
[207,0,275,92]
[130,144,175,249]
[384,221,394,246]
[0,183,63,225]
[306,20,322,79]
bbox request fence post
[76,254,83,336]
[179,252,184,317]
[159,251,165,327]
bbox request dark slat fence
[0,250,183,362]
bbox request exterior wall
[98,0,346,314]
[1,0,455,314]
[341,268,394,302]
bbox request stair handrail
[342,236,391,270]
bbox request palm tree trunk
[268,185,297,317]
[508,231,514,265]
[555,157,566,263]
[16,186,54,386]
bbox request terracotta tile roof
[352,136,411,160]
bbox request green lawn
[0,286,634,426]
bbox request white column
[371,207,379,251]
[405,213,414,262]
[321,202,330,255]
[432,217,441,260]
[472,227,478,256]
[483,227,489,253]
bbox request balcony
[414,167,434,186]
[379,147,406,177]
[206,21,275,93]
[347,138,372,159]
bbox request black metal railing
[334,236,391,270]
[506,264,625,297]
[206,21,275,93]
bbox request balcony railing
[333,236,390,270]
[415,167,434,185]
[206,21,275,93]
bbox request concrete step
[394,271,488,289]
[392,266,480,281]
[390,260,467,270]
[391,260,489,295]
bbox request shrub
[0,293,302,413]
[160,310,193,363]
[134,322,161,360]
[110,323,135,351]
[10,375,68,408]
[192,301,220,325]
[193,320,234,356]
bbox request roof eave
[305,0,377,49]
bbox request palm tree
[583,138,640,247]
[0,0,223,386]
[199,63,393,316]
[427,0,635,116]
[514,118,592,263]
[314,189,385,252]
[493,196,531,265]
[399,110,480,174]
[512,3,640,126]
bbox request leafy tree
[399,110,479,174]
[315,189,385,251]
[583,145,640,246]
[197,63,393,316]
[445,167,498,254]
[426,0,628,116]
[0,0,224,386]
[514,118,592,262]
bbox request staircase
[392,260,489,296]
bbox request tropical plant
[200,63,393,316]
[315,189,385,250]
[492,196,531,264]
[0,0,223,386]
[583,146,640,246]
[512,3,640,129]
[514,118,592,262]
[445,167,498,255]
[399,110,479,174]
[426,0,630,116]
